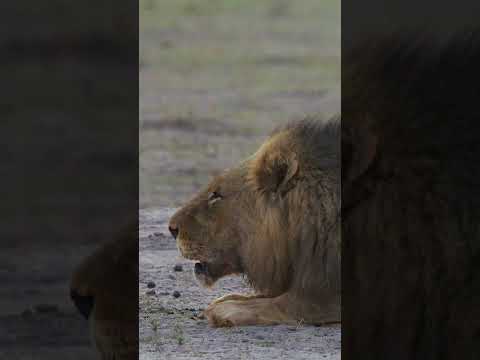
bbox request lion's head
[70,223,138,359]
[169,119,340,299]
[168,163,254,287]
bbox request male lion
[70,223,138,359]
[169,119,340,327]
[342,34,480,359]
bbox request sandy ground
[139,208,341,360]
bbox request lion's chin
[193,261,231,288]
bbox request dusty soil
[139,208,341,360]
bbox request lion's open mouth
[194,261,209,276]
[193,261,233,287]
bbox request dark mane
[343,31,480,358]
[270,116,340,170]
[344,31,480,144]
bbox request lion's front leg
[204,292,340,327]
[204,296,292,327]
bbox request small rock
[159,291,170,296]
[168,274,176,280]
[154,232,163,236]
[147,281,156,288]
[146,289,156,296]
[242,339,249,343]
[255,335,265,340]
[173,264,183,272]
[34,304,59,313]
[173,290,181,298]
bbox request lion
[341,33,480,358]
[168,118,341,327]
[70,222,138,359]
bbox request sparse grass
[149,318,159,332]
[173,322,185,345]
[296,318,305,329]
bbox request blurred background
[1,1,137,358]
[140,0,340,208]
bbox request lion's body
[169,118,340,327]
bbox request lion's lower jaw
[194,272,216,288]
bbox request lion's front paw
[204,297,283,327]
[204,300,248,327]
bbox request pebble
[168,274,176,280]
[147,281,156,288]
[173,264,183,272]
[146,289,156,296]
[173,290,181,298]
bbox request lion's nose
[70,290,94,320]
[169,225,179,239]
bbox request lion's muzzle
[168,224,179,239]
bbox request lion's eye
[208,191,223,205]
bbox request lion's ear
[249,150,299,197]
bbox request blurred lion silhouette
[70,223,138,359]
[342,33,480,359]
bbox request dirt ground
[140,208,341,360]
